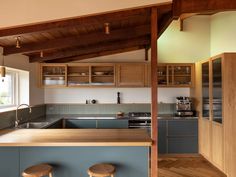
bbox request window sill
[0,106,17,113]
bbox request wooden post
[151,7,158,177]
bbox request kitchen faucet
[15,104,32,128]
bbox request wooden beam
[0,8,149,38]
[29,37,150,62]
[47,46,145,63]
[173,0,236,18]
[151,7,158,177]
[158,11,173,37]
[3,25,150,55]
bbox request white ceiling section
[0,0,171,28]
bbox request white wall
[158,16,211,63]
[0,47,44,106]
[210,11,236,56]
[0,0,170,28]
[45,88,189,104]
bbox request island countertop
[0,129,152,147]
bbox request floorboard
[158,156,226,177]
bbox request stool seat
[22,163,53,177]
[88,163,115,177]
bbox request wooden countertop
[0,129,152,147]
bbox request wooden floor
[158,156,226,177]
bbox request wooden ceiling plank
[47,46,145,63]
[29,36,150,62]
[4,25,150,55]
[173,0,236,18]
[0,8,149,38]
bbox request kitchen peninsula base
[0,129,151,177]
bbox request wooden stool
[87,163,115,177]
[22,163,53,177]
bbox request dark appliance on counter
[176,97,195,117]
[128,112,151,134]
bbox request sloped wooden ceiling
[0,0,236,63]
[0,3,172,63]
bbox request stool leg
[49,172,53,177]
[111,174,114,177]
[89,175,93,177]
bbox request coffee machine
[176,97,195,116]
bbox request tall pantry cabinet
[194,53,236,177]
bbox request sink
[17,122,50,129]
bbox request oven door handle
[129,126,151,128]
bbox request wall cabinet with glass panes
[39,63,117,87]
[40,64,67,87]
[157,64,194,87]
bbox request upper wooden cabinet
[116,63,148,87]
[147,63,195,87]
[40,64,67,88]
[66,63,116,87]
[39,63,194,88]
[157,63,194,87]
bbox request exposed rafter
[48,46,145,63]
[4,25,150,55]
[173,0,236,19]
[0,8,150,38]
[29,37,150,62]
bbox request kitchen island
[0,129,151,177]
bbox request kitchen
[0,1,236,177]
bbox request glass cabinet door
[212,58,222,123]
[202,62,210,119]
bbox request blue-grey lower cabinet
[64,119,128,129]
[0,147,19,177]
[0,146,149,177]
[65,119,97,128]
[167,119,198,154]
[97,120,128,129]
[158,120,167,154]
[158,119,198,154]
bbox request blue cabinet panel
[157,119,198,154]
[0,147,19,177]
[65,120,96,128]
[167,136,198,153]
[97,120,128,128]
[19,147,149,177]
[168,120,198,136]
[158,120,167,154]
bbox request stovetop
[128,112,151,118]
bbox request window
[0,71,17,108]
[0,67,29,111]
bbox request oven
[128,112,151,134]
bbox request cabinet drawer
[168,120,198,136]
[167,136,198,153]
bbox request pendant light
[40,51,44,58]
[104,23,110,34]
[15,36,21,48]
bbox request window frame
[0,70,19,109]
